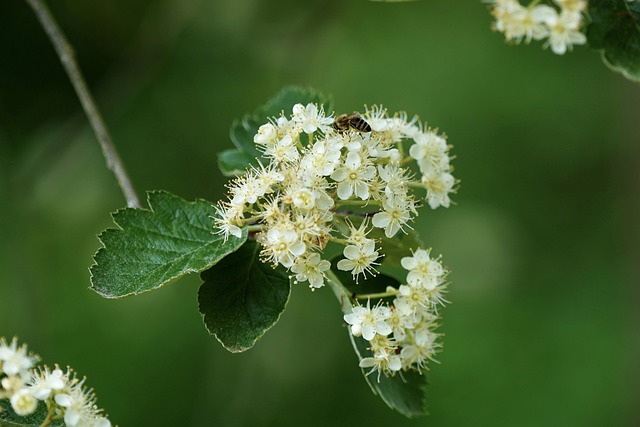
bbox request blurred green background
[1,0,639,425]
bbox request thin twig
[25,0,142,208]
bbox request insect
[333,112,372,133]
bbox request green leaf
[225,86,333,173]
[91,191,247,298]
[587,0,640,82]
[0,400,64,427]
[217,148,257,177]
[330,261,401,296]
[349,333,428,418]
[369,228,423,266]
[198,240,291,353]
[325,270,428,418]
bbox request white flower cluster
[344,249,447,379]
[0,337,111,427]
[215,103,456,289]
[488,0,587,54]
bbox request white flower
[363,105,389,132]
[422,171,455,209]
[263,134,300,163]
[260,227,306,268]
[544,9,586,55]
[29,366,67,400]
[388,308,419,342]
[291,253,331,288]
[291,187,315,210]
[10,388,37,416]
[401,249,444,289]
[344,301,393,341]
[344,218,372,246]
[331,151,376,200]
[409,131,450,174]
[400,327,439,371]
[254,123,277,147]
[372,195,414,238]
[54,377,104,427]
[505,5,554,43]
[292,103,334,134]
[2,374,26,395]
[377,164,408,196]
[336,239,380,279]
[213,203,243,241]
[553,0,587,12]
[0,337,36,377]
[360,347,402,380]
[394,285,432,315]
[300,139,343,176]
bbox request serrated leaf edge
[89,190,247,299]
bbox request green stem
[328,236,350,246]
[39,402,56,427]
[240,215,262,224]
[246,225,263,232]
[325,270,354,314]
[354,291,397,300]
[397,140,405,158]
[400,156,415,166]
[335,199,381,208]
[407,182,426,189]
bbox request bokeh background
[1,0,639,425]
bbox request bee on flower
[214,102,456,293]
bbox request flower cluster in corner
[0,337,111,427]
[488,0,588,54]
[214,103,457,289]
[344,248,447,379]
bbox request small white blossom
[344,301,393,341]
[544,9,587,54]
[363,105,389,132]
[300,139,343,176]
[292,103,334,134]
[291,252,331,288]
[488,0,586,55]
[260,227,306,268]
[29,366,67,400]
[336,240,380,280]
[553,0,587,12]
[409,131,450,175]
[360,347,403,380]
[422,171,455,209]
[331,151,376,200]
[0,338,37,377]
[213,203,243,241]
[401,249,444,289]
[400,327,439,371]
[263,135,300,163]
[10,388,37,416]
[372,195,414,238]
[253,123,277,147]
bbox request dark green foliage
[91,191,247,298]
[219,86,333,177]
[588,0,640,81]
[0,400,63,427]
[198,240,291,352]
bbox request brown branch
[25,0,142,208]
